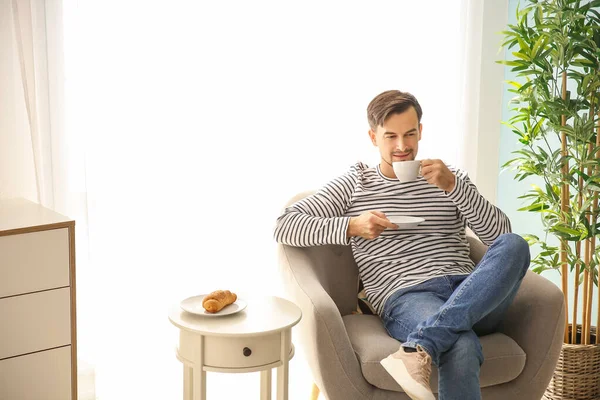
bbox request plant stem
[597,104,600,342]
[585,247,594,344]
[573,239,581,344]
[583,241,591,345]
[560,70,570,343]
[581,96,595,345]
[585,93,598,344]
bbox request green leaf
[531,183,545,195]
[572,60,594,67]
[506,80,522,89]
[533,265,546,274]
[523,233,540,242]
[497,60,528,67]
[552,225,581,236]
[578,50,598,68]
[518,203,550,212]
[499,30,518,38]
[519,80,534,92]
[534,4,543,28]
[502,158,522,168]
[501,121,525,135]
[531,35,546,59]
[513,51,532,61]
[517,69,543,76]
[509,114,529,124]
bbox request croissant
[202,290,237,313]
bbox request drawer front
[204,334,281,368]
[179,331,281,368]
[0,288,71,360]
[0,228,70,298]
[0,346,72,400]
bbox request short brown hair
[366,90,423,130]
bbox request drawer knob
[243,347,252,357]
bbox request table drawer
[204,334,281,368]
[180,331,282,369]
[0,346,72,400]
[0,288,71,360]
[0,228,70,298]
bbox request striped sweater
[274,162,511,315]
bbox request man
[273,90,530,400]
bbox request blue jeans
[381,233,530,400]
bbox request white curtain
[1,0,94,397]
[1,0,45,204]
[2,1,503,399]
[457,0,509,203]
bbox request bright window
[62,1,465,398]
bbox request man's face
[369,107,422,167]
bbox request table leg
[192,336,207,400]
[260,369,272,400]
[276,361,288,400]
[277,329,290,400]
[310,383,320,400]
[183,364,193,400]
[192,367,206,400]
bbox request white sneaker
[380,346,435,400]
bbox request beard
[381,155,394,167]
[384,150,413,165]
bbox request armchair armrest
[278,244,374,400]
[498,271,565,398]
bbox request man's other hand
[347,211,397,240]
[421,159,456,192]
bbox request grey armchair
[277,191,565,400]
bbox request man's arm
[446,170,511,245]
[274,166,358,247]
[274,163,396,246]
[421,159,511,245]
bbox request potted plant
[498,0,600,398]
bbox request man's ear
[368,129,377,146]
[418,123,423,141]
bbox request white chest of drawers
[0,198,77,400]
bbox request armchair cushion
[343,314,526,393]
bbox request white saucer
[387,215,425,229]
[180,294,247,317]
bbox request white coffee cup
[392,160,421,182]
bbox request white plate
[180,294,247,317]
[387,215,425,229]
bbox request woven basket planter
[544,326,600,400]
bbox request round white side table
[169,296,302,400]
